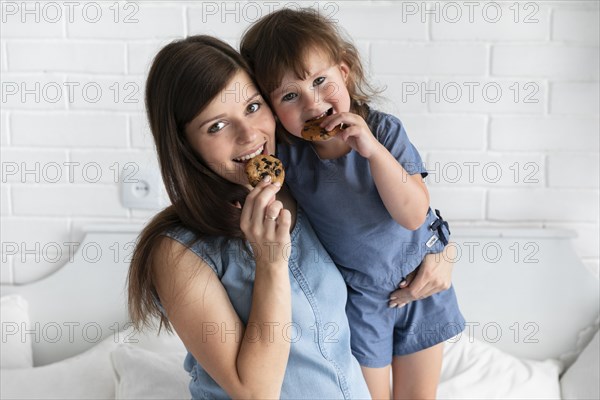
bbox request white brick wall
[7,41,127,73]
[550,82,600,114]
[553,7,600,43]
[1,40,8,71]
[430,2,551,41]
[488,189,599,221]
[336,5,428,40]
[1,183,10,215]
[65,5,185,39]
[1,0,598,283]
[372,43,488,75]
[489,116,599,151]
[11,112,128,146]
[1,111,10,145]
[492,44,599,79]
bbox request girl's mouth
[305,108,333,123]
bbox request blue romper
[277,108,465,368]
[163,209,371,399]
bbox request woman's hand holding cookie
[245,154,285,187]
[240,176,291,268]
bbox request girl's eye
[207,121,226,134]
[313,77,325,86]
[247,102,261,113]
[282,92,297,102]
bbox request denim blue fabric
[346,279,464,367]
[277,108,465,367]
[164,209,371,399]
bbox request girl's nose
[302,87,321,110]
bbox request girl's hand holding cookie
[322,112,380,159]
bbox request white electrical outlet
[120,166,163,209]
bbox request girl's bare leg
[361,364,392,400]
[391,343,444,399]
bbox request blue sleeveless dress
[164,209,371,399]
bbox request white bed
[1,225,598,399]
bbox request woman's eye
[313,77,325,86]
[247,102,260,113]
[282,92,297,102]
[208,121,226,134]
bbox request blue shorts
[346,282,465,368]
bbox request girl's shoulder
[365,107,407,142]
[366,107,404,128]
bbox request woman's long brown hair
[128,36,253,331]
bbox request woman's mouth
[232,144,266,163]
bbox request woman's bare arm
[388,242,456,308]
[154,180,293,399]
[153,236,291,399]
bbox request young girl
[241,9,465,399]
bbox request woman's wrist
[255,260,289,275]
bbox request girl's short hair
[240,8,377,118]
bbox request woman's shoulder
[137,208,228,276]
[150,210,227,251]
[162,223,199,246]
[162,225,233,272]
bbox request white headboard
[1,226,598,366]
[451,228,599,362]
[0,225,142,366]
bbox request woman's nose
[237,122,256,143]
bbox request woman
[127,35,455,399]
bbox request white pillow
[560,329,600,399]
[125,325,187,354]
[111,344,190,399]
[1,294,33,369]
[0,333,119,399]
[438,335,563,399]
